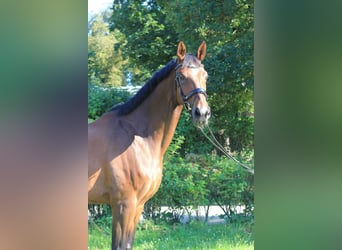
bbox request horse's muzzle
[192,106,211,127]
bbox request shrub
[88,84,131,120]
[87,84,254,223]
[206,156,254,221]
[144,154,254,224]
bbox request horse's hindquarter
[88,116,115,203]
[88,114,129,203]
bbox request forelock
[181,54,203,68]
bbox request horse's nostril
[194,107,210,119]
[195,108,201,117]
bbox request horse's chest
[129,139,163,197]
[109,137,163,200]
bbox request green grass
[88,218,254,250]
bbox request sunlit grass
[88,218,254,250]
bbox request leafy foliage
[163,0,254,153]
[110,0,178,85]
[108,0,254,154]
[88,12,127,86]
[88,84,131,120]
[144,154,254,223]
[88,0,254,223]
[88,84,254,220]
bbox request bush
[206,156,254,221]
[88,84,131,120]
[144,154,254,224]
[87,84,254,224]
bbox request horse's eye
[179,74,185,81]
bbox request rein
[199,125,254,175]
[175,63,208,111]
[174,63,253,175]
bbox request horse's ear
[196,41,206,61]
[177,41,186,61]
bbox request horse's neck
[131,73,183,155]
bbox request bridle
[174,63,254,175]
[175,63,208,111]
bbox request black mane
[109,54,202,116]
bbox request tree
[109,0,254,156]
[89,0,254,221]
[110,0,178,85]
[163,0,254,154]
[88,11,126,86]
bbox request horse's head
[175,41,211,127]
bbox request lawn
[88,218,254,250]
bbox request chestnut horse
[88,41,211,249]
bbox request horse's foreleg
[111,199,137,250]
[126,204,145,249]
